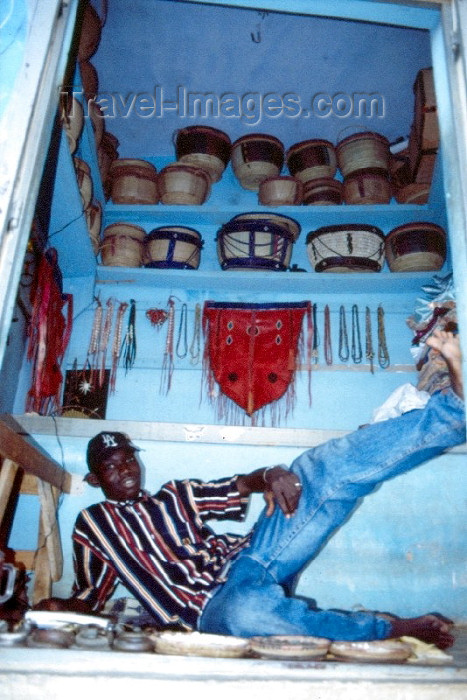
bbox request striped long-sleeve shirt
[71,476,251,630]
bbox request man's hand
[263,466,302,518]
[33,597,93,614]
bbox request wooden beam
[0,419,71,493]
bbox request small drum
[303,178,343,206]
[286,139,337,182]
[343,169,392,204]
[231,134,284,191]
[145,227,203,270]
[175,126,231,182]
[385,222,446,272]
[306,224,386,273]
[158,163,211,204]
[109,159,159,204]
[336,131,390,178]
[258,176,303,206]
[60,96,84,155]
[100,223,146,267]
[217,217,295,271]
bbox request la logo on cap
[101,434,119,448]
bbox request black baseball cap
[87,432,140,472]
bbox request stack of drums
[385,222,446,272]
[231,134,284,191]
[216,212,300,271]
[336,132,392,204]
[286,139,342,206]
[306,224,386,272]
[175,126,232,183]
[100,223,146,267]
[109,159,159,204]
[145,226,204,270]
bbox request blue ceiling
[88,0,433,159]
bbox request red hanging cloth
[26,248,73,415]
[203,301,312,422]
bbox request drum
[385,222,446,272]
[158,163,211,204]
[231,134,284,191]
[306,224,386,272]
[109,159,159,204]
[302,177,343,205]
[286,139,337,182]
[100,223,146,267]
[336,131,390,178]
[343,169,392,204]
[175,126,231,182]
[217,217,296,271]
[145,227,203,270]
[73,157,93,209]
[258,176,303,206]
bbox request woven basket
[158,163,211,204]
[385,222,446,272]
[109,159,159,204]
[303,177,343,206]
[217,217,295,271]
[231,134,284,191]
[336,132,390,177]
[175,126,231,182]
[60,96,84,155]
[343,169,391,204]
[85,200,102,254]
[306,224,385,272]
[145,227,203,270]
[100,223,146,267]
[286,139,337,182]
[258,176,303,206]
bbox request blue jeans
[200,389,465,640]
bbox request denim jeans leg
[200,390,465,639]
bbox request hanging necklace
[121,299,137,373]
[324,304,333,365]
[365,306,374,374]
[338,305,349,362]
[176,303,188,359]
[351,304,362,364]
[160,297,175,394]
[377,305,390,368]
[110,301,128,393]
[311,303,319,363]
[189,303,202,365]
[86,297,103,380]
[99,297,114,388]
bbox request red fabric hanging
[203,301,311,421]
[26,248,73,414]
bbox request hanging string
[160,297,176,394]
[99,297,114,387]
[365,306,374,374]
[351,304,362,364]
[324,304,333,365]
[176,303,188,359]
[311,303,319,363]
[377,304,390,368]
[190,303,202,365]
[110,301,128,393]
[121,299,137,373]
[338,305,349,362]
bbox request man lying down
[35,330,465,650]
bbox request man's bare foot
[388,613,455,649]
[426,330,464,399]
